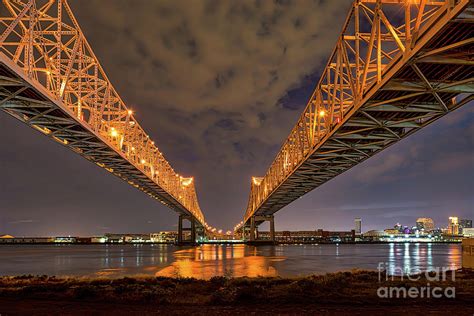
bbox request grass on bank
[0,270,473,307]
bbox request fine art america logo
[377,262,455,299]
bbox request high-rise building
[416,217,435,232]
[460,219,473,228]
[460,219,473,234]
[355,218,362,235]
[394,223,402,232]
[448,217,459,235]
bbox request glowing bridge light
[181,177,193,187]
[127,109,133,115]
[252,177,263,186]
[319,110,326,117]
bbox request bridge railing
[0,0,204,224]
[244,0,453,222]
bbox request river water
[0,243,461,279]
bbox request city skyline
[0,0,473,236]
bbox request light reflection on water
[0,243,461,279]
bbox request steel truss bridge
[0,0,210,241]
[238,0,473,240]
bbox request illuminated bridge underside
[245,0,473,225]
[0,0,205,227]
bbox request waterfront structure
[54,237,76,243]
[0,237,54,243]
[363,229,462,242]
[462,238,474,269]
[355,218,362,235]
[416,217,435,232]
[123,234,151,243]
[363,230,386,238]
[91,236,107,243]
[383,228,401,236]
[463,228,474,237]
[257,229,355,243]
[238,0,473,238]
[151,231,178,243]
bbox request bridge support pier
[248,215,275,243]
[177,214,196,245]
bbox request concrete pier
[462,238,474,269]
[247,215,276,244]
[177,214,196,245]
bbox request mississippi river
[0,243,461,279]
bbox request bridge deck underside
[0,58,200,223]
[251,10,473,222]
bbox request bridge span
[0,0,208,242]
[238,0,473,241]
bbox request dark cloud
[0,0,472,236]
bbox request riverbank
[0,270,473,315]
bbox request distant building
[363,230,385,237]
[104,233,124,243]
[257,230,355,243]
[384,228,400,236]
[363,230,386,238]
[463,228,474,237]
[355,218,362,235]
[75,237,92,244]
[124,234,151,243]
[54,236,76,243]
[151,231,178,243]
[103,233,152,243]
[0,237,54,244]
[460,219,473,234]
[448,217,460,235]
[416,217,435,232]
[91,236,107,243]
[402,226,412,234]
[394,223,402,231]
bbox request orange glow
[252,177,263,186]
[181,177,193,187]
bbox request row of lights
[234,220,244,231]
[203,222,230,235]
[108,110,201,216]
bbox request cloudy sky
[0,0,472,236]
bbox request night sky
[0,0,472,237]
